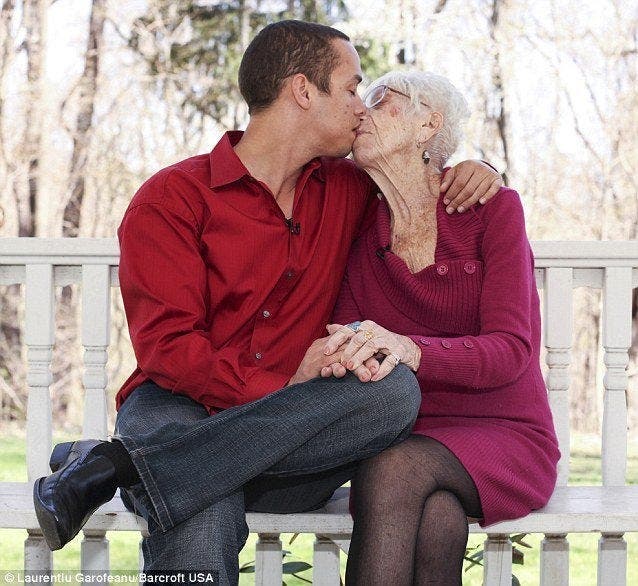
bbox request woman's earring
[421,150,431,165]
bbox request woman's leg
[345,435,482,586]
[413,490,470,586]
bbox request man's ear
[417,111,443,144]
[290,73,313,110]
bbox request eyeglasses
[364,84,430,109]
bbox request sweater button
[436,264,449,275]
[463,339,474,349]
[262,310,271,318]
[441,340,452,349]
[255,352,262,360]
[464,261,476,274]
[419,338,431,346]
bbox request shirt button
[463,339,474,349]
[286,271,295,279]
[419,338,431,346]
[262,310,271,318]
[441,340,452,349]
[436,264,449,275]
[255,352,262,360]
[464,262,476,274]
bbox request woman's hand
[320,354,382,382]
[323,321,422,382]
[440,160,502,214]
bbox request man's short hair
[238,20,350,114]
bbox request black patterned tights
[346,436,483,586]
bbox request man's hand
[288,332,381,386]
[440,160,503,214]
[288,336,342,386]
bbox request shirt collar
[209,130,326,189]
[209,131,250,189]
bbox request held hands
[440,160,503,214]
[322,321,422,383]
[287,334,382,385]
[287,336,340,386]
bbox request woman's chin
[351,143,364,165]
[352,148,369,167]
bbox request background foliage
[0,0,636,434]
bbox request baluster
[543,267,573,485]
[25,264,55,573]
[80,265,112,571]
[81,530,110,572]
[483,535,512,586]
[540,534,569,586]
[598,533,626,586]
[255,533,282,585]
[139,532,148,572]
[601,267,631,486]
[24,532,53,578]
[313,535,341,585]
[81,264,110,440]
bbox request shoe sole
[33,477,64,551]
[49,442,75,473]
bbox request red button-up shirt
[116,131,374,412]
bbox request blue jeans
[114,367,420,585]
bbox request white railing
[1,238,637,585]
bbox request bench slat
[4,484,638,535]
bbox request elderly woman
[322,71,560,585]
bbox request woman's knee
[420,490,469,543]
[353,440,434,510]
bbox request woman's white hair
[365,71,470,168]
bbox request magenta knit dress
[333,188,560,527]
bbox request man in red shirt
[34,20,501,583]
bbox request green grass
[1,432,637,584]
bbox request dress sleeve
[408,189,535,389]
[118,181,288,411]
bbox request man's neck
[234,114,316,201]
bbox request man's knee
[366,365,421,429]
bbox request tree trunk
[0,0,16,222]
[62,0,106,237]
[0,0,40,423]
[55,0,105,424]
[232,0,251,130]
[20,0,47,237]
[488,0,510,184]
[0,0,16,153]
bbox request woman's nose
[354,94,367,116]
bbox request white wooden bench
[1,238,637,585]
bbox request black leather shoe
[33,440,118,550]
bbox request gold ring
[363,329,375,341]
